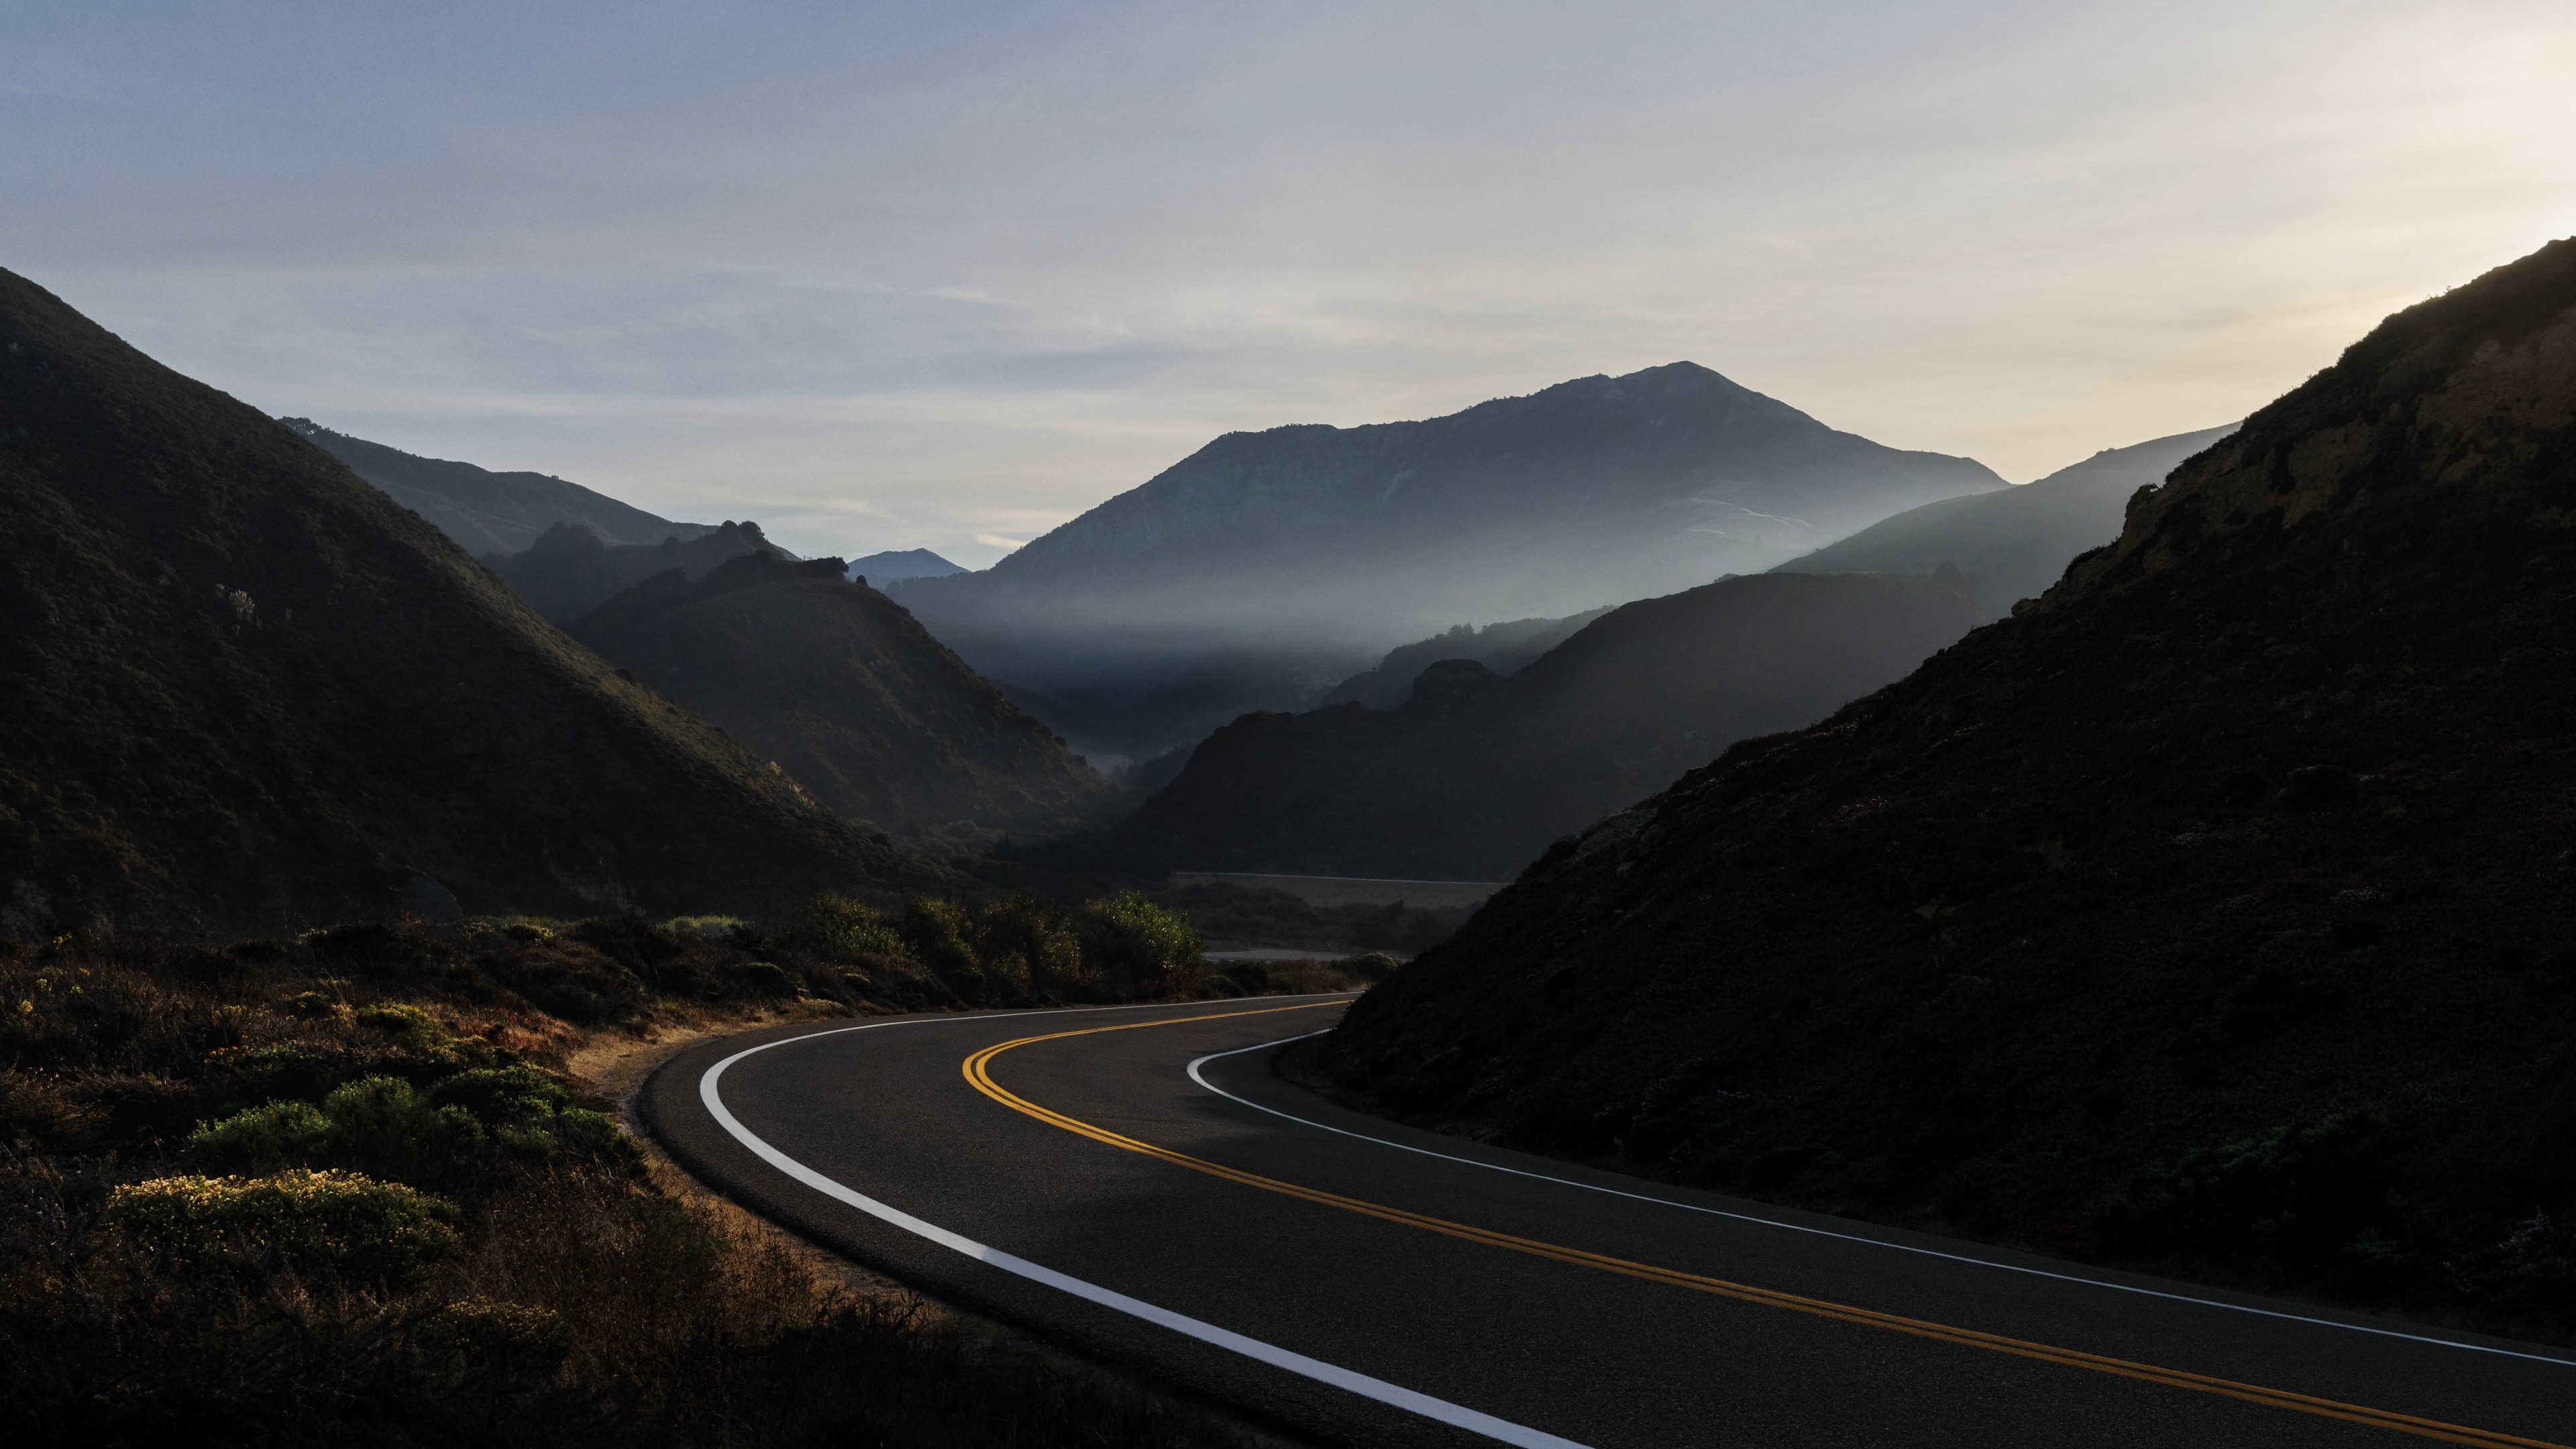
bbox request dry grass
[0,924,1277,1448]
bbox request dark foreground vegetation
[0,898,1370,1447]
[1324,238,2576,1344]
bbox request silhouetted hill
[282,418,716,555]
[1116,573,1980,879]
[1773,423,2239,616]
[1320,608,1617,710]
[892,363,2003,749]
[487,519,794,623]
[1321,238,2576,1328]
[985,678,1132,764]
[568,553,1110,837]
[849,547,965,584]
[0,269,936,936]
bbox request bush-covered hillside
[1322,237,2576,1338]
[0,899,1341,1447]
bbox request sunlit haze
[7,0,2571,564]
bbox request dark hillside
[570,553,1111,836]
[488,518,794,623]
[1318,606,1615,710]
[1116,573,1980,879]
[1774,423,2239,617]
[1322,238,2576,1328]
[282,418,716,555]
[0,268,929,936]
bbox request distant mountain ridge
[282,418,717,556]
[849,548,965,584]
[1,270,931,934]
[902,362,2003,633]
[1774,423,2239,616]
[893,362,2004,747]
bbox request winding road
[644,996,2575,1448]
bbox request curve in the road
[697,1000,1585,1449]
[675,997,2576,1449]
[961,1007,2566,1449]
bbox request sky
[6,2,2574,566]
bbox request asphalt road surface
[644,996,2576,1448]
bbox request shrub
[186,1075,481,1177]
[786,894,905,961]
[182,1099,337,1168]
[977,897,1079,1000]
[415,1297,570,1370]
[482,937,648,1023]
[2121,1114,2396,1273]
[107,1168,460,1287]
[186,1066,636,1181]
[902,898,987,1000]
[427,1065,571,1123]
[1077,892,1202,999]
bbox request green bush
[1078,892,1203,999]
[427,1065,571,1123]
[108,1168,461,1287]
[976,897,1078,1000]
[182,1098,337,1167]
[186,1075,480,1176]
[785,894,906,961]
[415,1297,570,1368]
[902,898,988,1000]
[185,1066,637,1180]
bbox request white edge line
[1189,1030,2576,1371]
[695,998,1588,1449]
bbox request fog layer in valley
[892,360,2004,752]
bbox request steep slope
[568,553,1110,836]
[1318,607,1617,710]
[487,519,794,623]
[282,418,716,555]
[1322,239,2576,1322]
[0,269,931,936]
[895,362,2002,747]
[1116,574,1980,879]
[849,547,965,584]
[1773,423,2239,616]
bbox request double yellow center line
[961,1003,2564,1449]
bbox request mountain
[282,418,716,555]
[1772,423,2241,616]
[849,547,966,584]
[1115,573,1982,879]
[1319,608,1617,710]
[1318,239,2576,1324]
[567,552,1110,837]
[0,268,934,936]
[984,678,1132,765]
[486,519,794,624]
[891,363,2004,749]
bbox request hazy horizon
[7,1,2571,566]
